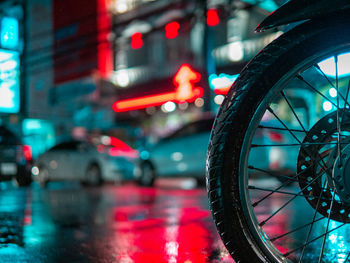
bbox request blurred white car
[32,136,139,187]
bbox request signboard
[1,17,19,49]
[0,50,20,113]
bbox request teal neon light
[0,50,20,113]
[1,17,19,49]
[209,73,239,90]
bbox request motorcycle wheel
[207,15,350,263]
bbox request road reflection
[3,179,350,262]
[0,181,233,263]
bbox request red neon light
[165,22,180,39]
[214,86,231,95]
[207,9,219,27]
[173,64,202,102]
[23,145,32,161]
[131,32,143,49]
[113,92,175,112]
[97,0,113,77]
[112,64,203,112]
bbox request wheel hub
[333,143,350,204]
[297,110,350,223]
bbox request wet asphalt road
[0,180,233,263]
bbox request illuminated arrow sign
[112,64,203,112]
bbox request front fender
[256,0,350,32]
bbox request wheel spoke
[248,165,298,182]
[345,252,350,263]
[297,75,338,109]
[266,104,337,179]
[249,185,333,201]
[251,163,329,208]
[251,141,349,147]
[267,106,302,144]
[340,80,350,127]
[335,55,343,168]
[270,216,326,243]
[314,64,350,108]
[258,125,305,133]
[317,188,336,263]
[249,186,303,196]
[251,168,310,207]
[283,222,346,257]
[258,167,330,226]
[299,180,327,262]
[280,90,307,133]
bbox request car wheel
[12,165,31,187]
[195,177,206,187]
[14,173,32,187]
[138,162,156,187]
[85,164,102,186]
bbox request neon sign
[209,73,239,95]
[1,17,19,49]
[131,32,143,49]
[112,64,203,112]
[207,9,219,27]
[0,50,20,113]
[165,22,180,39]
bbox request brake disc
[297,110,350,223]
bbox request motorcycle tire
[207,15,350,263]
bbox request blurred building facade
[109,0,280,138]
[15,0,282,156]
[24,0,114,157]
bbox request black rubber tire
[85,164,102,186]
[196,177,206,187]
[206,15,350,263]
[14,167,32,187]
[15,174,32,187]
[138,162,156,187]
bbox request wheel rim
[239,46,350,262]
[87,166,100,185]
[141,164,154,185]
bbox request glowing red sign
[165,22,180,39]
[112,64,203,112]
[131,32,143,49]
[173,64,202,103]
[207,9,219,27]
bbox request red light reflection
[108,186,229,263]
